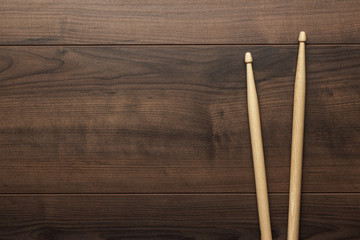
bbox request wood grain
[0,0,359,45]
[0,46,359,193]
[0,194,359,240]
[1,1,359,239]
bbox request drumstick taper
[287,31,306,240]
[245,52,272,240]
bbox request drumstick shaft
[287,31,306,240]
[245,52,272,240]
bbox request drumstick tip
[245,52,253,63]
[299,31,306,42]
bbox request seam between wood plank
[1,43,360,47]
[0,193,360,196]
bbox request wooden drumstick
[245,52,272,240]
[287,31,306,240]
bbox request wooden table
[0,1,359,239]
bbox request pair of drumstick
[246,31,306,240]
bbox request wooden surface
[0,1,359,239]
[0,194,359,240]
[0,0,359,44]
[0,46,359,194]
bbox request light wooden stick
[287,31,306,240]
[245,52,272,240]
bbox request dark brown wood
[0,0,359,45]
[0,0,360,237]
[0,46,359,193]
[0,194,359,240]
[1,1,359,238]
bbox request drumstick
[287,31,306,240]
[245,52,272,240]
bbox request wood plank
[0,194,359,239]
[2,165,358,194]
[0,0,359,45]
[0,46,359,193]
